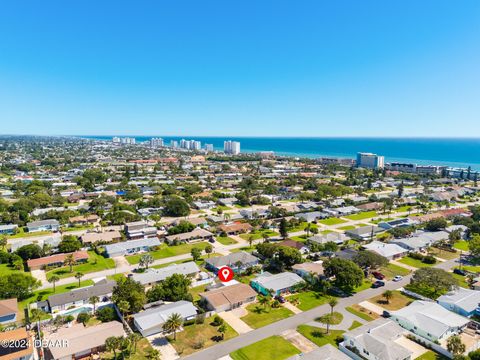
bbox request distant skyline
[0,1,479,137]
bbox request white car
[393,275,403,282]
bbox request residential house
[218,198,237,207]
[279,239,309,254]
[133,301,197,337]
[131,261,200,287]
[40,279,116,313]
[104,238,161,257]
[193,201,216,210]
[125,221,157,239]
[81,231,122,244]
[345,226,384,242]
[378,218,417,230]
[217,222,253,235]
[200,283,257,312]
[362,241,408,260]
[165,228,213,244]
[340,318,413,360]
[0,299,18,325]
[240,209,269,219]
[0,328,34,360]
[26,219,60,233]
[250,272,304,296]
[205,251,259,273]
[68,215,99,225]
[437,288,480,318]
[308,232,348,245]
[294,211,329,223]
[390,300,470,342]
[26,251,89,271]
[0,224,18,235]
[44,321,124,360]
[292,262,324,279]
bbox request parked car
[453,268,466,276]
[275,295,286,303]
[372,271,385,280]
[393,275,403,282]
[329,287,348,298]
[372,280,385,288]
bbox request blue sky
[0,1,479,137]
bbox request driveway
[218,309,253,335]
[31,269,47,286]
[283,302,302,315]
[280,329,317,353]
[395,336,428,359]
[147,334,179,360]
[358,300,385,315]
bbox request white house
[363,241,408,260]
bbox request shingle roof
[437,288,480,313]
[48,280,115,307]
[104,238,161,255]
[205,251,258,269]
[133,301,197,330]
[252,272,304,292]
[0,299,18,317]
[131,261,200,285]
[200,283,257,308]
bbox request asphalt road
[183,257,459,360]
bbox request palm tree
[162,313,183,341]
[258,295,270,310]
[223,212,231,223]
[328,297,338,316]
[317,314,333,334]
[447,335,466,356]
[218,324,227,340]
[89,296,99,313]
[305,223,312,237]
[64,253,76,273]
[30,309,46,341]
[106,336,121,360]
[383,290,394,304]
[128,333,142,354]
[74,272,84,287]
[0,235,7,251]
[248,235,255,248]
[117,300,130,319]
[48,275,60,292]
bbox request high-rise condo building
[150,138,164,147]
[356,152,384,169]
[205,144,214,152]
[224,140,241,155]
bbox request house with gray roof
[131,261,200,287]
[340,317,413,360]
[0,224,18,235]
[437,288,480,318]
[43,279,116,313]
[26,219,60,232]
[390,300,470,342]
[205,251,259,273]
[308,232,348,245]
[287,344,350,360]
[133,300,197,337]
[104,238,161,257]
[345,225,384,241]
[250,272,304,296]
[294,211,329,222]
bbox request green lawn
[380,263,411,279]
[46,251,115,280]
[287,291,330,311]
[338,225,356,231]
[462,265,480,273]
[63,225,94,232]
[451,273,469,288]
[319,218,347,226]
[345,211,377,220]
[126,242,210,264]
[241,304,294,329]
[288,222,318,233]
[348,321,363,330]
[398,256,435,268]
[189,284,209,303]
[297,325,344,348]
[212,206,232,212]
[230,336,300,360]
[345,306,376,322]
[315,312,343,325]
[415,350,449,360]
[0,263,24,275]
[216,236,238,245]
[428,247,458,260]
[239,230,279,241]
[290,235,308,242]
[353,279,373,293]
[453,240,469,251]
[7,229,52,239]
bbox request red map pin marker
[218,266,234,282]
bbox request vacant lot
[241,303,294,329]
[346,305,379,322]
[46,251,115,280]
[345,211,377,220]
[297,325,344,348]
[230,336,300,360]
[319,218,347,226]
[368,291,413,311]
[287,291,330,311]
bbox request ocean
[79,136,480,170]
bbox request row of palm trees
[105,332,159,360]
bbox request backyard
[318,218,347,226]
[345,211,377,221]
[239,230,279,241]
[169,316,238,356]
[230,336,300,360]
[216,236,238,245]
[368,290,413,311]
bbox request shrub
[96,307,116,322]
